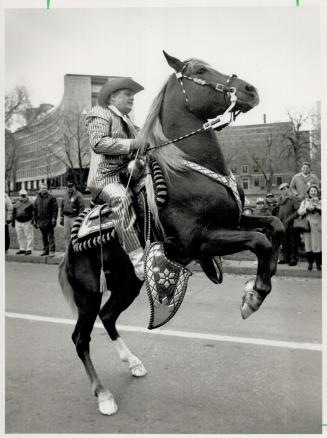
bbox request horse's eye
[197,67,207,74]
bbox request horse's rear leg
[73,297,118,416]
[99,297,147,377]
[200,228,273,319]
[239,214,285,277]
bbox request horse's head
[163,51,259,120]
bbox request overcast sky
[4,3,322,127]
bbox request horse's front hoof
[240,278,262,320]
[130,362,147,377]
[97,391,118,416]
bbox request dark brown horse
[58,51,284,415]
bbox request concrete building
[10,74,118,192]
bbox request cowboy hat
[255,197,265,204]
[98,77,144,107]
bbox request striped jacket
[86,105,139,189]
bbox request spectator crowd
[248,162,321,270]
[4,161,321,272]
[5,181,85,257]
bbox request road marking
[5,311,322,352]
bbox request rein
[147,66,240,152]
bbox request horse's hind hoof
[97,391,118,416]
[130,362,147,377]
[240,278,262,320]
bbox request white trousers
[16,220,34,251]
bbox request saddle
[71,205,116,253]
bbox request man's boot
[306,252,314,271]
[128,247,144,281]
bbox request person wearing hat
[290,162,320,200]
[265,192,278,216]
[33,183,58,256]
[297,184,322,270]
[85,76,146,280]
[60,181,85,249]
[253,197,271,216]
[12,188,34,255]
[277,182,301,266]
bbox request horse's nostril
[245,84,255,93]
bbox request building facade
[10,74,118,192]
[218,122,311,198]
[10,74,312,196]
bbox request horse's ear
[163,51,184,73]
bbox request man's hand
[130,136,145,153]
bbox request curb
[5,253,321,279]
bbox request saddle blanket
[144,242,192,329]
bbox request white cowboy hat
[98,77,144,107]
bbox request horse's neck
[162,109,229,176]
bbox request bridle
[147,63,241,151]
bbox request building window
[254,177,260,187]
[253,164,259,173]
[242,165,249,174]
[276,176,283,186]
[242,178,249,190]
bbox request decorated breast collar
[181,160,242,221]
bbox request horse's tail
[58,253,77,315]
[145,174,164,235]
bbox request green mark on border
[296,0,300,6]
[47,0,51,8]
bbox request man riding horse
[85,77,146,281]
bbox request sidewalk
[5,249,321,278]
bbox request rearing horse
[58,51,284,416]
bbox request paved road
[5,262,322,434]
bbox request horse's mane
[139,79,187,179]
[140,58,212,178]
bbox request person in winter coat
[277,183,300,266]
[253,197,272,216]
[290,162,320,200]
[5,193,13,253]
[33,183,58,256]
[60,181,85,249]
[265,192,278,216]
[12,189,34,255]
[297,184,321,270]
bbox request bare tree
[5,86,31,129]
[279,111,311,172]
[50,111,90,188]
[5,86,32,193]
[245,133,279,192]
[5,130,18,194]
[310,105,321,177]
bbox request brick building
[218,121,311,198]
